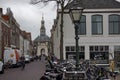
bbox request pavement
[0,61,46,80]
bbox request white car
[25,55,30,63]
[0,61,4,74]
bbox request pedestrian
[38,55,41,61]
[41,54,46,63]
[20,54,25,70]
[35,55,39,61]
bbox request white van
[4,48,21,67]
[0,60,4,74]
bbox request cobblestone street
[0,61,45,80]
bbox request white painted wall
[53,15,61,59]
[53,8,120,60]
[19,34,24,55]
[64,9,120,60]
[23,39,29,55]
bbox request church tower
[34,16,50,56]
[40,16,46,36]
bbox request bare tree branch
[67,0,73,4]
[30,0,58,4]
[30,0,72,8]
[30,0,42,4]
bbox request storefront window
[66,46,85,60]
[71,46,75,51]
[66,47,70,51]
[90,46,109,64]
[114,46,120,67]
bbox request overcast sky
[0,0,120,40]
[0,0,57,40]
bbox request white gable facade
[52,0,120,65]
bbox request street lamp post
[69,7,83,70]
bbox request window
[71,46,75,51]
[90,46,109,64]
[95,46,98,51]
[80,46,85,52]
[92,15,103,35]
[66,46,85,59]
[114,46,120,67]
[66,47,70,51]
[78,15,86,35]
[114,46,120,51]
[109,15,120,34]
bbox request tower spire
[40,15,46,36]
[42,13,44,20]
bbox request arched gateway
[41,48,45,55]
[34,16,50,56]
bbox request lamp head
[69,7,84,23]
